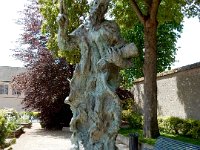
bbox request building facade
[0,66,26,111]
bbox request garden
[120,98,200,146]
[0,109,38,149]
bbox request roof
[0,66,26,82]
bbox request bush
[158,117,200,139]
[3,109,20,132]
[0,113,9,146]
[40,104,72,130]
[159,117,184,134]
[122,110,143,129]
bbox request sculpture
[57,0,138,149]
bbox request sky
[0,0,26,67]
[0,1,199,69]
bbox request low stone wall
[0,96,24,112]
[131,62,200,120]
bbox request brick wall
[131,62,200,120]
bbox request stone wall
[0,97,24,112]
[131,62,200,120]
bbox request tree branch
[150,0,161,20]
[129,0,145,24]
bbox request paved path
[8,123,128,150]
[10,123,73,150]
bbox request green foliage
[158,117,200,139]
[58,49,81,64]
[122,110,143,129]
[120,24,144,88]
[120,22,183,88]
[25,111,40,120]
[0,112,9,146]
[110,0,200,89]
[182,0,200,20]
[121,113,200,140]
[156,22,183,71]
[110,0,199,29]
[0,109,33,147]
[121,98,134,110]
[119,128,157,145]
[110,0,141,28]
[119,127,200,146]
[3,110,21,133]
[38,0,89,63]
[0,109,18,148]
[38,0,59,56]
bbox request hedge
[122,111,200,139]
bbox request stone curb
[117,134,154,150]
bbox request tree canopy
[37,0,189,89]
[38,0,89,63]
[120,21,183,88]
[12,0,73,129]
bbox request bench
[145,136,200,150]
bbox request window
[12,89,21,96]
[0,84,8,94]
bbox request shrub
[3,109,20,132]
[0,113,9,146]
[121,112,200,140]
[122,110,143,129]
[186,119,200,139]
[158,117,200,139]
[159,117,184,134]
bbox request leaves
[183,0,200,20]
[12,0,74,129]
[38,0,89,62]
[119,21,183,88]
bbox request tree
[12,50,74,129]
[112,0,200,138]
[120,22,183,88]
[35,0,199,139]
[12,0,73,129]
[38,0,89,63]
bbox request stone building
[0,66,26,111]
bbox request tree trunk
[143,18,160,138]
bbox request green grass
[119,128,157,145]
[119,128,200,146]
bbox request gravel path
[8,123,128,150]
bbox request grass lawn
[119,128,200,146]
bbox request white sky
[172,17,200,69]
[0,0,26,67]
[0,1,199,69]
